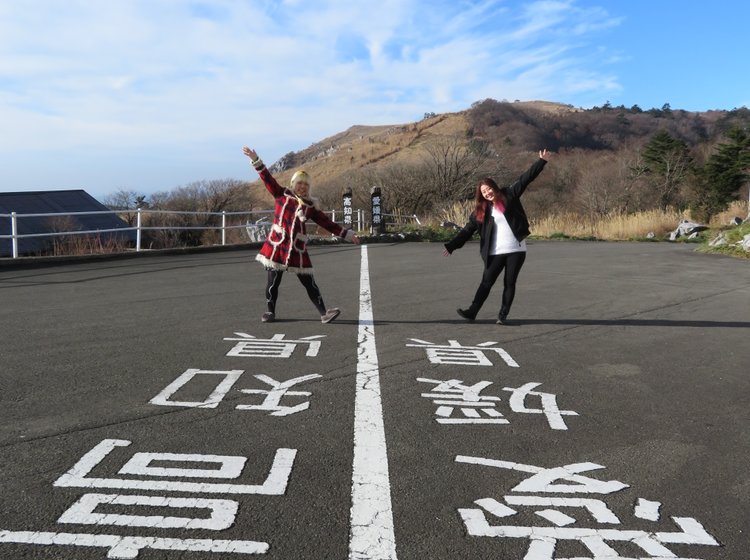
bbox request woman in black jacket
[443,149,551,324]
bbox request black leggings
[266,269,326,315]
[468,252,526,317]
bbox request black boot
[457,308,476,322]
[496,308,509,325]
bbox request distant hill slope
[266,100,584,181]
[267,111,470,183]
[254,99,750,204]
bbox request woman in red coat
[243,146,360,323]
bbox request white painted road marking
[149,369,244,408]
[635,497,662,521]
[119,452,247,479]
[223,333,326,358]
[349,245,398,560]
[54,439,296,495]
[57,493,239,530]
[406,339,519,367]
[455,456,719,558]
[0,530,268,558]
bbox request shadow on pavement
[363,318,750,328]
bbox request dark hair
[474,178,506,223]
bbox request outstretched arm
[242,146,284,197]
[506,149,552,199]
[310,208,361,244]
[443,215,478,256]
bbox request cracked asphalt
[0,241,748,559]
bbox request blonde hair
[290,170,311,187]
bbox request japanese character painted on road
[150,369,244,408]
[406,338,519,367]
[0,439,298,557]
[237,374,322,416]
[454,455,719,559]
[418,379,578,429]
[417,378,507,424]
[223,333,325,358]
[503,382,579,430]
[149,369,322,415]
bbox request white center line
[349,245,398,560]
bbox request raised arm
[242,146,285,198]
[506,149,552,199]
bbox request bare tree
[147,179,251,247]
[101,189,148,226]
[422,135,494,204]
[575,155,625,217]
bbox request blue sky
[1,0,748,199]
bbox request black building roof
[0,190,135,257]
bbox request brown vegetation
[46,216,130,256]
[100,99,750,248]
[267,100,749,228]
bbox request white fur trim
[283,190,314,207]
[267,198,289,261]
[256,254,314,274]
[284,202,303,268]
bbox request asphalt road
[0,241,748,559]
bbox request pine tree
[693,127,750,220]
[641,130,693,210]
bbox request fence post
[136,208,142,252]
[222,211,227,246]
[357,209,362,232]
[11,211,18,259]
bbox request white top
[491,205,526,255]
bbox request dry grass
[431,202,690,240]
[531,209,686,240]
[52,234,130,256]
[435,200,474,226]
[709,200,749,226]
[530,201,748,239]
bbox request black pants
[266,269,326,315]
[467,252,526,318]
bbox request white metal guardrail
[0,208,378,259]
[382,213,421,226]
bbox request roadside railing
[0,208,374,259]
[382,213,421,227]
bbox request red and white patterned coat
[254,165,353,274]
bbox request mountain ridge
[249,99,749,213]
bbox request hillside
[267,112,468,183]
[247,99,750,218]
[264,100,585,186]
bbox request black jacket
[444,157,547,264]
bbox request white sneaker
[261,312,275,323]
[321,308,340,323]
